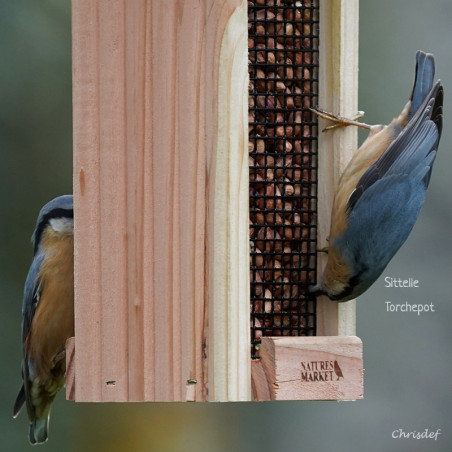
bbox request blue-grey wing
[21,252,44,345]
[340,163,433,279]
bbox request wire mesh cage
[248,0,319,358]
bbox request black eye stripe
[33,208,74,254]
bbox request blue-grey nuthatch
[310,51,443,302]
[13,195,74,444]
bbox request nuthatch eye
[13,195,74,444]
[310,51,443,302]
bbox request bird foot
[310,107,372,132]
[317,246,329,254]
[52,349,66,367]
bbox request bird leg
[310,107,372,132]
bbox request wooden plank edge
[316,0,359,336]
[207,0,250,402]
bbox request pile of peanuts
[248,0,318,356]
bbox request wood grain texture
[206,0,250,402]
[71,0,249,402]
[317,0,359,336]
[251,359,271,401]
[253,337,363,401]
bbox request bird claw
[310,107,372,132]
[52,349,66,367]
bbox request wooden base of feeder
[252,336,363,401]
[67,336,363,402]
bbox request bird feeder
[67,0,363,403]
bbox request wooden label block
[253,336,363,401]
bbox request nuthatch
[13,195,74,444]
[310,51,443,302]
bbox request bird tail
[410,51,435,118]
[29,417,49,445]
[14,382,50,444]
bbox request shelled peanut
[249,0,317,354]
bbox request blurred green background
[1,0,451,450]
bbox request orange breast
[26,228,74,379]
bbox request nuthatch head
[310,51,443,302]
[13,195,74,444]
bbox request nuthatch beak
[310,51,443,302]
[13,195,74,444]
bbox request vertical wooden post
[70,0,249,402]
[206,1,250,401]
[317,0,359,336]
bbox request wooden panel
[253,337,363,401]
[206,0,250,402]
[317,0,359,335]
[71,0,249,402]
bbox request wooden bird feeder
[67,0,363,403]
